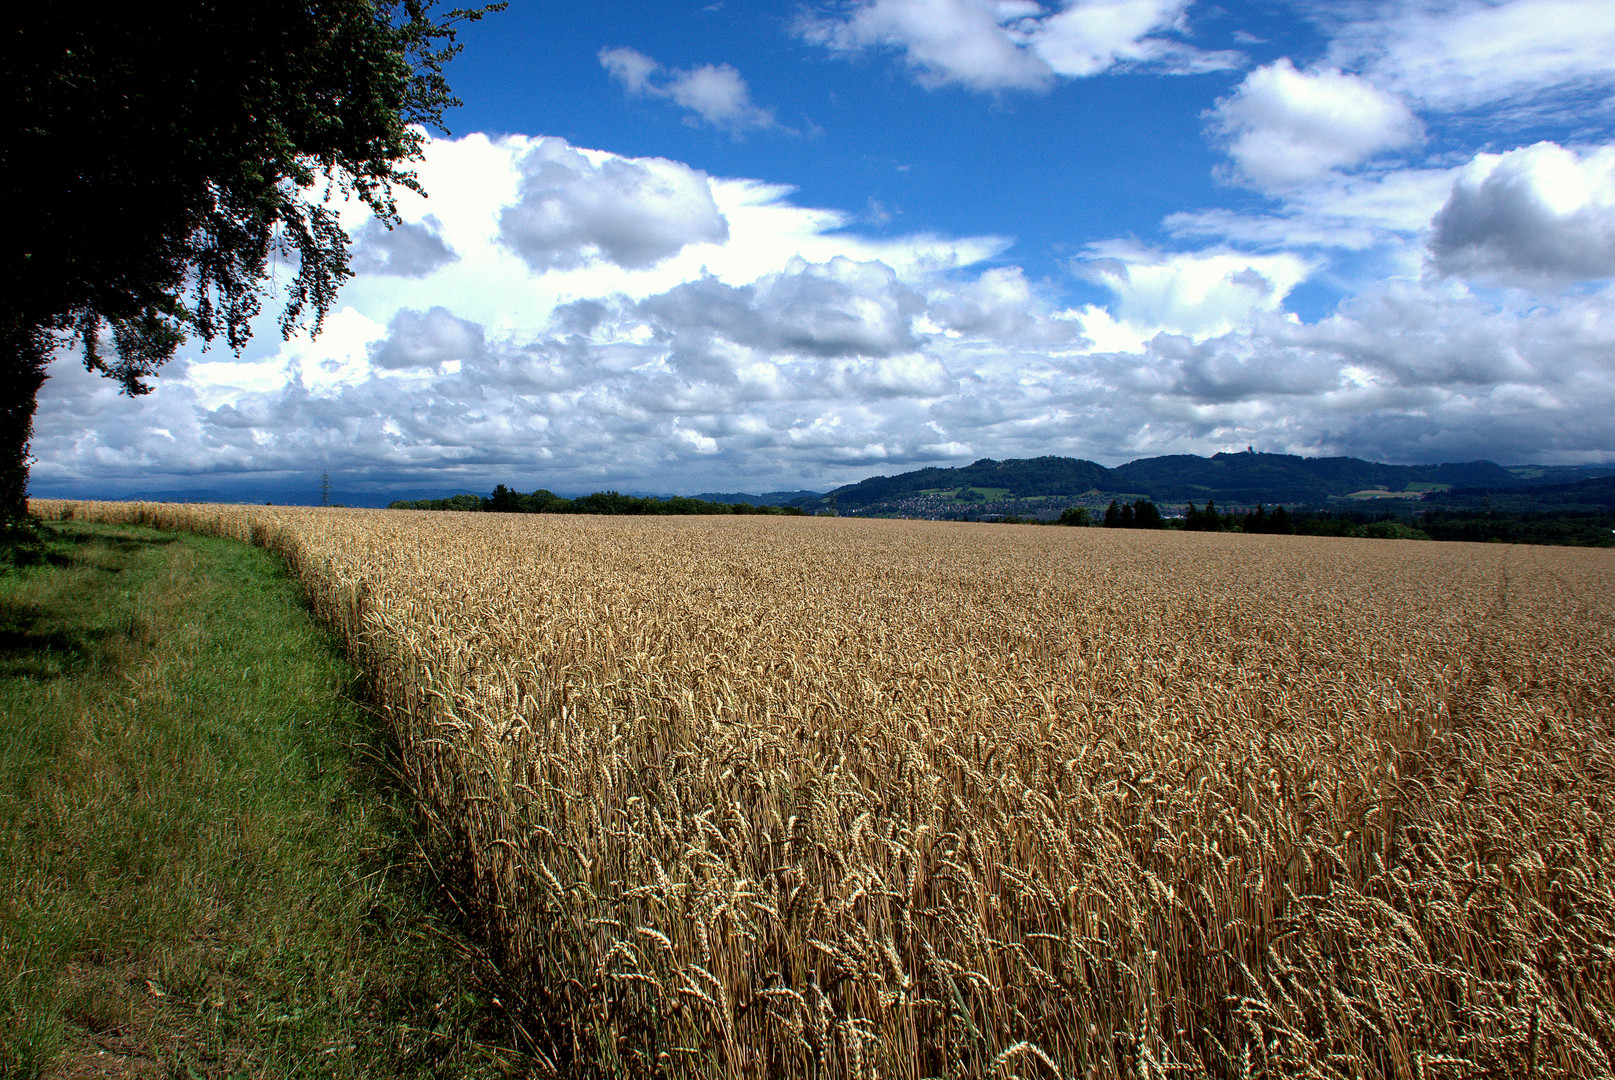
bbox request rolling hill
[763,452,1615,516]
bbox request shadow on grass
[0,530,173,679]
[3,522,178,571]
[59,529,180,553]
[0,609,105,678]
[51,526,180,567]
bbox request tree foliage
[1102,499,1162,529]
[1,1,499,525]
[1181,500,1296,534]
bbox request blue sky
[33,0,1615,503]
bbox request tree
[1183,499,1222,532]
[487,483,521,513]
[1,1,500,527]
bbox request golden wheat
[34,500,1615,1079]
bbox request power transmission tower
[320,471,332,507]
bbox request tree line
[388,488,1609,545]
[1048,498,1612,546]
[390,484,807,517]
[1057,499,1295,533]
[1179,500,1296,533]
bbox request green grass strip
[0,522,528,1078]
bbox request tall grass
[1,519,526,1078]
[34,499,1615,1078]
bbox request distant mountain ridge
[72,453,1609,512]
[710,453,1615,515]
[694,489,824,507]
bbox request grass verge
[0,521,532,1078]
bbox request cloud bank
[30,115,1615,503]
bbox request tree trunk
[0,315,50,529]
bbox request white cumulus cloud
[796,0,1236,92]
[1035,0,1225,77]
[1074,245,1314,349]
[1208,59,1422,189]
[600,47,778,134]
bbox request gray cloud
[1123,330,1342,404]
[370,307,485,370]
[1429,142,1615,282]
[349,215,459,277]
[638,257,923,359]
[498,139,729,272]
[550,298,615,337]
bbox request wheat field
[32,501,1615,1079]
